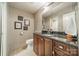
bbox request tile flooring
[14,43,36,56]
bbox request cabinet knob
[58,46,63,49]
[52,51,54,55]
[41,39,43,40]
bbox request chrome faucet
[47,29,50,34]
[47,29,52,34]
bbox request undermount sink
[42,33,66,38]
[42,34,53,37]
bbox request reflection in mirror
[42,2,78,56]
[42,2,78,40]
[63,11,77,36]
[50,17,58,31]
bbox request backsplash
[42,30,78,41]
[42,31,66,35]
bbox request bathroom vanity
[33,33,78,56]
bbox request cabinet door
[45,38,52,56]
[33,34,39,55]
[39,37,45,56]
[69,46,78,56]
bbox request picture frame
[24,19,30,26]
[14,22,22,29]
[18,16,23,21]
[23,26,28,30]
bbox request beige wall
[75,3,79,43]
[0,3,2,55]
[78,3,79,45]
[34,8,43,33]
[7,6,34,55]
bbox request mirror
[42,2,78,36]
[63,11,77,36]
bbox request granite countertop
[34,32,78,48]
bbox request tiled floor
[14,44,36,56]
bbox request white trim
[1,2,7,56]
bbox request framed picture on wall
[18,16,23,21]
[14,22,22,29]
[24,19,30,26]
[23,26,28,30]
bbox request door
[0,3,2,56]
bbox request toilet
[26,39,33,47]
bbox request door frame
[1,2,8,56]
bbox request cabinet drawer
[54,40,78,56]
[54,41,70,52]
[54,49,70,56]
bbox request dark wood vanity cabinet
[44,38,53,56]
[38,36,45,56]
[69,46,78,56]
[33,34,52,56]
[53,40,78,56]
[33,34,39,55]
[33,34,78,56]
[33,34,44,56]
[54,40,70,56]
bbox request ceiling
[8,2,48,14]
[8,2,77,17]
[43,2,77,17]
